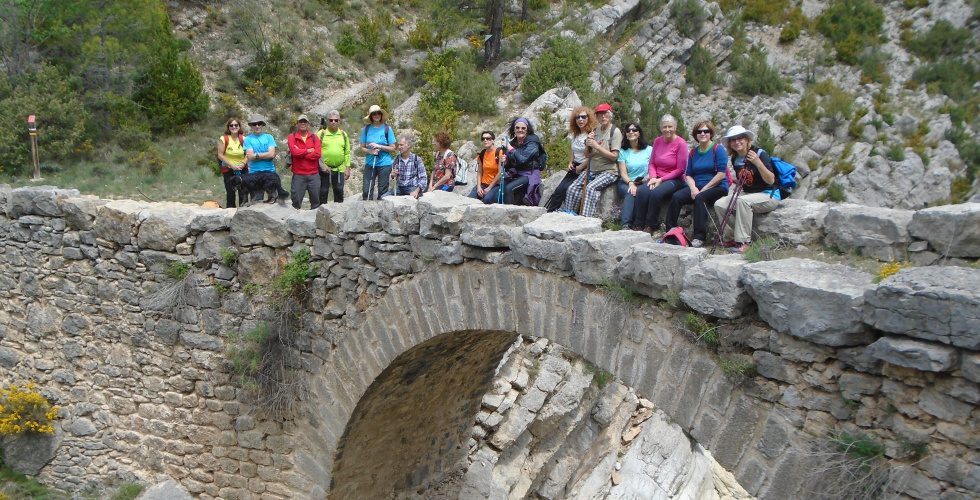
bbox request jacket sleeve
[344,132,351,168]
[506,136,541,168]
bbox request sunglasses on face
[371,112,382,116]
[695,129,711,135]
[328,118,340,122]
[229,123,240,127]
[627,128,639,132]
[249,123,264,127]
[514,126,526,130]
[575,114,588,120]
[481,137,493,141]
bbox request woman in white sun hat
[713,125,780,253]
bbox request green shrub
[743,0,790,24]
[453,63,499,115]
[733,48,789,96]
[858,48,891,86]
[639,93,686,140]
[819,181,847,202]
[226,323,274,390]
[273,247,316,298]
[0,64,92,177]
[905,21,972,61]
[110,483,145,500]
[609,78,637,123]
[221,248,239,267]
[685,313,718,347]
[521,37,591,103]
[133,41,209,134]
[744,236,779,263]
[583,363,615,389]
[912,59,979,102]
[817,0,885,64]
[164,261,192,281]
[778,92,818,131]
[886,143,906,162]
[756,121,776,155]
[242,42,298,98]
[720,357,757,377]
[834,432,885,465]
[213,94,245,122]
[597,279,646,304]
[670,0,708,39]
[779,6,807,42]
[687,44,718,95]
[408,19,438,50]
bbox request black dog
[228,171,288,206]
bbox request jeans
[469,176,529,204]
[319,169,345,203]
[668,185,729,241]
[633,179,684,230]
[616,180,638,226]
[384,184,421,198]
[222,168,249,208]
[290,173,321,209]
[362,163,392,200]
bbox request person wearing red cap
[561,103,622,217]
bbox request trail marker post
[28,115,40,180]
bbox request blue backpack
[769,156,798,199]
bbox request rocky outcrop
[908,203,980,258]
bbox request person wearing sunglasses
[316,110,351,203]
[243,113,280,203]
[664,120,729,248]
[632,114,687,233]
[545,107,596,212]
[469,131,506,203]
[503,117,543,205]
[560,103,622,217]
[615,122,652,230]
[217,116,249,208]
[714,125,779,253]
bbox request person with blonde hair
[359,104,397,200]
[545,106,597,212]
[560,103,623,217]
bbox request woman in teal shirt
[616,122,653,230]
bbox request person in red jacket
[288,114,323,209]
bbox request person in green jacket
[316,110,351,203]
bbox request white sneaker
[691,239,703,248]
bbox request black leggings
[545,169,580,212]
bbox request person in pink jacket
[631,114,688,233]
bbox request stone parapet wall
[0,184,977,499]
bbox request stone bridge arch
[292,261,809,499]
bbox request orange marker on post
[28,115,40,180]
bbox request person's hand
[412,188,421,199]
[746,150,760,165]
[691,187,700,199]
[628,182,637,196]
[307,148,314,153]
[568,163,575,172]
[344,169,351,180]
[391,168,398,179]
[477,186,486,197]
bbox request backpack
[537,142,549,171]
[769,157,798,199]
[661,226,690,246]
[689,142,731,186]
[455,157,470,185]
[219,133,245,174]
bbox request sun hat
[247,113,267,126]
[364,105,389,123]
[296,114,310,123]
[595,103,613,113]
[720,125,756,149]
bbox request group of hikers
[218,103,786,253]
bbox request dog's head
[228,175,244,188]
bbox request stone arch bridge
[0,185,977,499]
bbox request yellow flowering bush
[874,259,910,283]
[0,383,58,435]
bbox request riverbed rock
[742,258,875,346]
[863,266,980,350]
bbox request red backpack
[219,133,245,174]
[662,226,690,246]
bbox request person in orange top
[468,130,506,204]
[288,114,322,209]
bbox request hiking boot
[691,239,703,248]
[622,223,633,231]
[730,242,751,253]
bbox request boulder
[193,230,232,267]
[189,207,234,232]
[381,196,421,235]
[341,200,384,233]
[410,235,463,265]
[315,203,348,234]
[230,204,294,248]
[7,186,79,218]
[908,203,980,258]
[866,337,960,372]
[237,247,277,285]
[567,230,652,285]
[61,196,108,231]
[823,204,913,260]
[286,209,318,238]
[461,204,546,248]
[741,258,875,346]
[136,479,193,500]
[586,0,643,36]
[510,212,601,275]
[753,199,828,246]
[613,243,708,299]
[680,254,752,318]
[0,428,64,475]
[863,267,980,350]
[137,205,196,251]
[96,200,153,245]
[417,190,482,238]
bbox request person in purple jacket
[632,114,688,233]
[665,120,729,248]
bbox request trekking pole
[28,115,40,181]
[714,169,747,247]
[577,143,592,215]
[497,136,507,204]
[366,151,377,200]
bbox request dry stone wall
[0,184,978,500]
